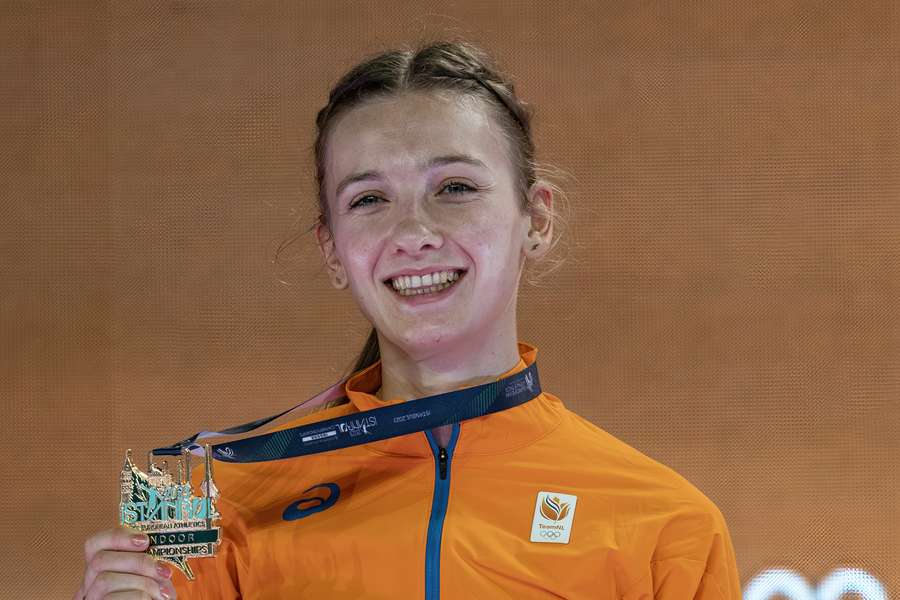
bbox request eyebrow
[334,153,488,199]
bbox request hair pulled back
[301,39,567,395]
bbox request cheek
[460,225,519,279]
[335,230,379,282]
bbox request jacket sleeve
[621,502,742,599]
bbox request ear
[316,220,349,290]
[522,181,554,260]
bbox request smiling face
[316,90,550,359]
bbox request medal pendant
[118,445,221,581]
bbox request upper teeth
[389,270,461,290]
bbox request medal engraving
[119,445,221,580]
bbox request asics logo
[282,483,341,521]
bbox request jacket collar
[343,341,562,457]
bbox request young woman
[76,40,741,600]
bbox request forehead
[324,91,512,193]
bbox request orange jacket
[171,341,742,599]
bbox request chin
[386,327,468,355]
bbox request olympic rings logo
[539,530,562,539]
[744,568,886,600]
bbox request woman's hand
[74,527,177,600]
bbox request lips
[383,269,468,304]
[382,267,468,283]
[382,269,467,291]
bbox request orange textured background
[1,2,897,598]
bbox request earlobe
[332,270,347,289]
[524,182,554,258]
[327,259,349,290]
[316,222,349,290]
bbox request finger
[100,581,176,600]
[84,527,149,563]
[84,571,167,600]
[84,550,173,595]
[155,577,177,600]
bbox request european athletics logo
[282,483,341,521]
[505,370,536,398]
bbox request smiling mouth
[382,269,468,297]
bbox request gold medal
[119,445,221,580]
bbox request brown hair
[279,38,569,406]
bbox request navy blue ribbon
[153,361,541,463]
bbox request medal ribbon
[153,361,541,463]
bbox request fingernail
[131,533,149,547]
[156,561,172,578]
[160,587,173,600]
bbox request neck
[375,329,522,403]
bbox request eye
[348,181,476,210]
[441,180,476,195]
[348,194,383,210]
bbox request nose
[387,203,444,257]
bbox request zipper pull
[438,446,448,480]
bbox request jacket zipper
[438,447,447,479]
[424,423,460,600]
